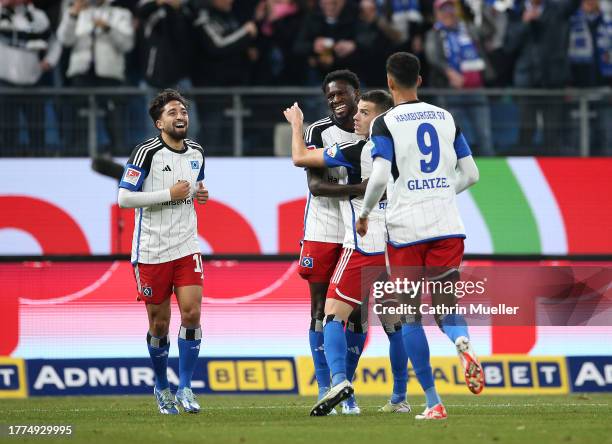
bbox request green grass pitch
[1,395,611,444]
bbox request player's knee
[311,293,326,320]
[347,309,368,334]
[311,302,325,321]
[382,321,402,336]
[401,313,423,326]
[149,318,170,337]
[180,306,201,327]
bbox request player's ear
[387,74,394,91]
[416,75,423,88]
[155,119,162,130]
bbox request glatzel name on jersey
[369,101,473,247]
[302,116,362,244]
[119,136,205,264]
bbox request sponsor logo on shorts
[123,168,141,186]
[300,257,314,268]
[142,287,153,297]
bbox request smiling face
[325,80,359,128]
[353,100,381,137]
[156,100,189,141]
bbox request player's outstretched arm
[455,156,479,194]
[283,102,326,168]
[118,180,190,208]
[307,169,369,197]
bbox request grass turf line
[1,394,610,444]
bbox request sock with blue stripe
[309,319,330,398]
[178,326,202,390]
[385,325,408,404]
[402,322,441,408]
[440,313,469,343]
[147,332,170,391]
[345,322,366,383]
[323,317,347,387]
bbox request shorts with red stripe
[133,253,204,304]
[387,237,464,280]
[326,248,387,308]
[298,240,343,283]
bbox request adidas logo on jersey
[162,165,172,172]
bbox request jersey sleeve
[454,126,472,159]
[196,147,205,181]
[304,123,323,149]
[119,145,147,191]
[370,115,394,162]
[322,141,363,169]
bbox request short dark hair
[322,69,360,93]
[386,52,420,89]
[360,90,394,113]
[148,89,188,124]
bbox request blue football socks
[178,326,202,390]
[402,322,441,408]
[323,318,348,387]
[147,332,170,391]
[345,326,366,383]
[440,313,469,343]
[309,319,330,398]
[386,328,408,404]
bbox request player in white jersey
[357,53,483,420]
[118,89,208,415]
[297,70,369,412]
[285,91,412,416]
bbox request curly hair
[148,89,188,124]
[322,69,360,93]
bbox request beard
[166,125,188,141]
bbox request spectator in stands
[0,0,59,153]
[191,0,257,86]
[294,0,362,84]
[190,0,258,153]
[568,0,612,155]
[250,0,307,85]
[356,0,403,86]
[137,0,195,88]
[481,0,514,86]
[57,0,134,154]
[504,0,581,153]
[376,0,424,52]
[425,0,495,155]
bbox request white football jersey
[302,116,362,244]
[119,136,205,264]
[370,100,472,246]
[323,140,387,254]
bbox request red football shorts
[387,237,464,280]
[298,240,343,283]
[326,248,387,308]
[133,253,204,304]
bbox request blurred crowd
[1,0,612,155]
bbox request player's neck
[393,89,419,105]
[160,132,185,151]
